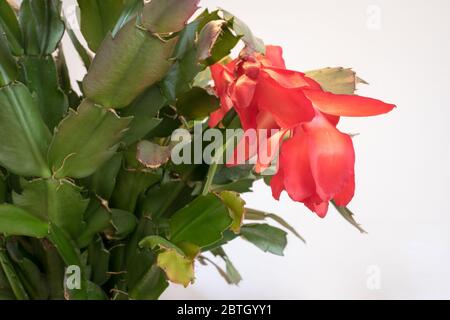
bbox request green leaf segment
[0,0,360,300]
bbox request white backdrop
[56,0,450,299]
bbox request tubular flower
[209,45,395,217]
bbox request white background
[51,0,450,299]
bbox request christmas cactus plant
[0,0,394,300]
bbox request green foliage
[0,33,17,86]
[331,201,367,233]
[19,0,64,56]
[6,239,49,299]
[83,20,177,108]
[87,236,110,286]
[141,0,200,34]
[0,83,51,178]
[111,164,162,212]
[64,21,92,70]
[0,204,49,237]
[19,56,68,130]
[81,153,123,200]
[0,0,23,55]
[198,19,240,65]
[0,247,29,300]
[221,9,265,53]
[245,208,306,243]
[48,100,132,179]
[120,86,166,146]
[77,0,134,52]
[128,264,168,300]
[169,194,232,248]
[176,87,220,120]
[305,67,367,95]
[208,247,242,285]
[13,179,88,239]
[0,0,342,300]
[220,191,245,234]
[240,224,288,256]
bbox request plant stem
[0,248,29,300]
[41,239,65,300]
[202,131,238,196]
[331,201,367,234]
[202,110,240,196]
[48,225,88,299]
[202,162,219,196]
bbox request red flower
[271,113,355,217]
[209,45,395,217]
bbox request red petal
[254,111,282,173]
[304,197,329,218]
[303,89,396,117]
[224,59,238,72]
[262,67,322,90]
[209,94,233,127]
[256,110,279,130]
[321,113,340,126]
[279,131,316,201]
[255,129,288,173]
[261,45,286,68]
[210,63,235,127]
[270,169,285,200]
[231,75,257,108]
[208,109,225,127]
[304,114,355,202]
[210,64,228,95]
[256,73,315,128]
[226,131,258,166]
[333,173,355,206]
[234,100,258,131]
[242,60,261,79]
